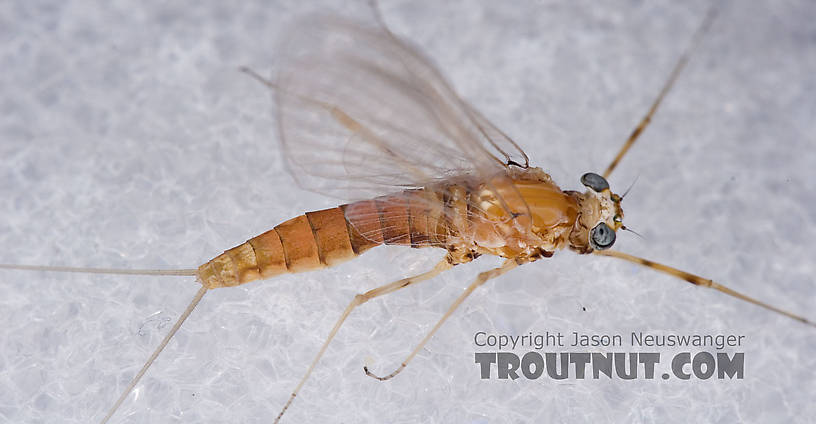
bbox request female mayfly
[2,2,815,423]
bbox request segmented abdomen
[197,187,462,289]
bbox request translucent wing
[274,15,529,201]
[273,15,534,247]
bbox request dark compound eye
[581,172,609,192]
[590,222,616,250]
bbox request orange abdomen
[197,190,451,289]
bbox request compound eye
[581,172,609,192]
[590,222,616,250]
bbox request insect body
[198,167,615,290]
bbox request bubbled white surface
[1,1,815,423]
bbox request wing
[274,14,529,201]
[273,15,533,245]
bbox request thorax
[442,168,580,264]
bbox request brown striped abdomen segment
[342,189,455,252]
[197,207,357,289]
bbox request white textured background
[1,1,815,423]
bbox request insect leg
[602,7,717,178]
[595,250,815,328]
[364,258,518,381]
[274,259,453,424]
[100,286,209,424]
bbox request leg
[602,7,717,178]
[274,259,453,423]
[595,250,814,327]
[365,258,518,381]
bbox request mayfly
[1,4,813,424]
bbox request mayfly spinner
[2,5,813,424]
